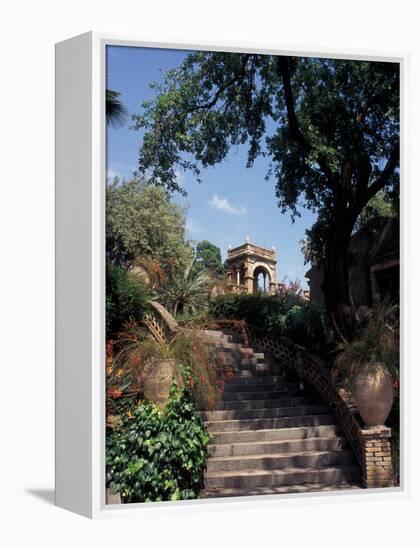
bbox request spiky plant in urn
[335,303,399,427]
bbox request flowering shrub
[106,338,140,427]
[106,384,209,503]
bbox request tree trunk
[322,216,357,341]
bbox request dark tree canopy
[195,240,224,276]
[133,53,399,339]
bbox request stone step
[213,355,259,365]
[221,390,308,402]
[250,364,271,375]
[205,464,361,489]
[224,376,296,389]
[206,449,355,473]
[236,362,269,371]
[201,481,363,498]
[217,396,318,410]
[208,435,347,457]
[236,369,271,378]
[201,405,329,422]
[205,413,335,433]
[208,343,244,351]
[198,330,225,337]
[210,424,341,445]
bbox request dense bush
[106,262,150,337]
[106,385,209,503]
[209,293,331,353]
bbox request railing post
[359,425,394,488]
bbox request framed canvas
[55,32,409,518]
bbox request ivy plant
[106,384,209,503]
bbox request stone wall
[359,426,394,488]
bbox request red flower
[107,387,123,399]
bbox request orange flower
[107,387,123,399]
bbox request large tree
[106,177,193,275]
[133,53,399,339]
[195,240,225,276]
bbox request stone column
[359,425,394,488]
[244,276,254,294]
[236,270,240,286]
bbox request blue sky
[107,46,317,288]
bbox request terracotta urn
[351,362,394,427]
[143,358,176,410]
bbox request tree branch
[276,57,310,154]
[351,142,399,220]
[190,54,251,112]
[276,57,335,186]
[364,143,400,203]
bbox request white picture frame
[55,31,409,519]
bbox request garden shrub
[209,293,331,354]
[106,385,209,503]
[106,262,150,337]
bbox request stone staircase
[198,330,361,498]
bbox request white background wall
[1,0,418,547]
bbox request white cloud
[175,169,185,186]
[107,168,123,181]
[209,194,247,216]
[185,218,203,236]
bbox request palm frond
[106,89,129,128]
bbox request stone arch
[252,264,272,293]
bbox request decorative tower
[226,240,277,294]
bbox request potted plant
[108,323,228,411]
[335,303,399,427]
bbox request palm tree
[106,89,128,128]
[159,259,211,316]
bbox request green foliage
[158,257,211,316]
[354,190,398,232]
[106,385,209,503]
[106,177,193,273]
[106,262,150,337]
[133,53,399,339]
[334,302,399,381]
[133,53,399,214]
[209,293,330,353]
[195,240,225,276]
[106,89,128,128]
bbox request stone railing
[142,301,181,344]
